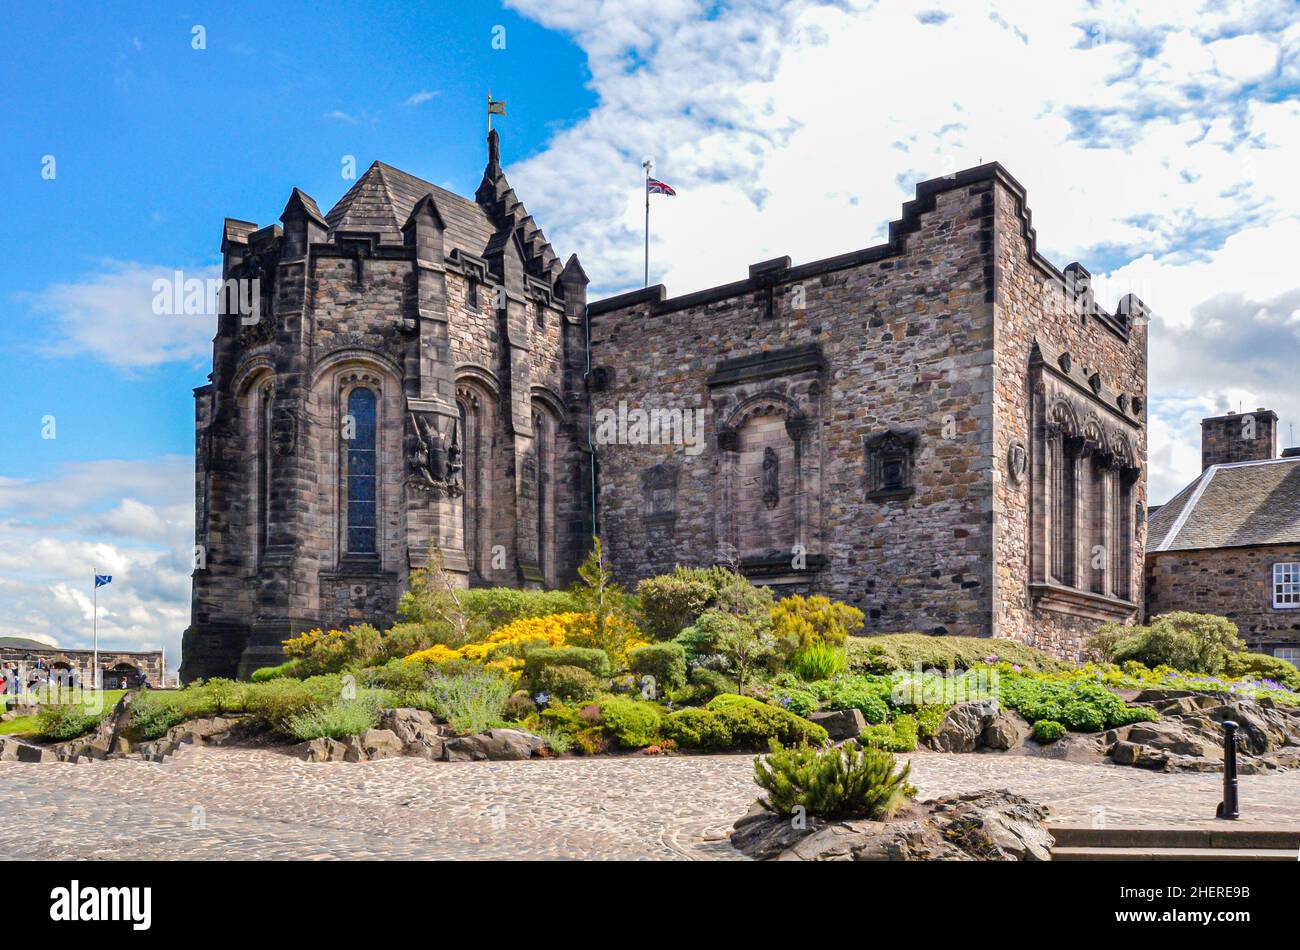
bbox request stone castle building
[1147,410,1300,662]
[182,136,1150,680]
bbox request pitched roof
[324,161,495,255]
[1148,456,1300,552]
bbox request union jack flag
[646,178,676,196]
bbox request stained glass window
[346,388,377,555]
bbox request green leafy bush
[790,642,847,681]
[534,665,601,704]
[524,646,611,688]
[628,642,688,692]
[662,693,828,751]
[1100,612,1246,675]
[998,676,1157,732]
[816,675,892,724]
[1032,719,1067,744]
[37,704,108,741]
[636,566,733,639]
[848,634,1063,675]
[598,696,663,748]
[1223,651,1300,690]
[859,714,918,752]
[769,681,820,717]
[241,675,355,732]
[286,697,380,741]
[914,704,949,742]
[754,739,914,819]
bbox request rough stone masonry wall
[591,182,997,637]
[991,182,1148,657]
[1146,545,1300,653]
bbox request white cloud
[504,0,1300,503]
[405,90,439,106]
[19,261,219,369]
[0,457,193,668]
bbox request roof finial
[487,127,500,167]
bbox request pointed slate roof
[324,161,496,255]
[1148,457,1300,552]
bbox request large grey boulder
[981,711,1028,751]
[732,790,1052,862]
[931,699,1000,753]
[809,708,866,742]
[294,737,349,762]
[1125,721,1206,757]
[361,728,403,760]
[444,728,544,762]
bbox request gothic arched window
[257,383,273,562]
[345,387,378,555]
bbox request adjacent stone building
[1146,410,1300,662]
[182,133,592,681]
[590,163,1149,658]
[0,638,164,688]
[183,142,1150,680]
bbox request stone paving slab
[1,748,1297,860]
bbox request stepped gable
[475,129,562,284]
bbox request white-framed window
[1272,562,1300,609]
[1275,647,1300,667]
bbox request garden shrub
[503,691,538,721]
[997,676,1158,732]
[1102,612,1246,675]
[754,739,914,819]
[817,675,892,724]
[524,646,611,686]
[914,704,949,742]
[1032,719,1067,744]
[847,634,1063,675]
[770,594,864,656]
[768,681,820,717]
[706,694,827,748]
[418,669,513,734]
[37,704,108,741]
[456,587,581,632]
[281,624,383,676]
[859,714,918,752]
[598,696,663,748]
[686,667,737,701]
[790,642,847,681]
[285,697,380,741]
[628,642,688,692]
[1223,651,1300,690]
[251,662,296,683]
[533,664,601,704]
[241,675,352,732]
[661,706,734,749]
[636,566,733,639]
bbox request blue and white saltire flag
[95,574,112,588]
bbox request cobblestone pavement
[2,748,1298,860]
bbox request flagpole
[92,567,99,691]
[643,159,651,287]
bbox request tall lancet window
[257,383,273,563]
[346,387,378,555]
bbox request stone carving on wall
[864,430,918,500]
[271,407,297,457]
[762,447,780,509]
[407,411,463,497]
[641,462,678,527]
[1008,439,1028,486]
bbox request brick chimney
[1201,408,1278,470]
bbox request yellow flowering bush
[282,624,381,675]
[403,612,592,669]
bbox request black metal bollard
[1216,720,1240,820]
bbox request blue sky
[2,0,1299,666]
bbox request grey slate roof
[1148,457,1300,552]
[324,161,496,255]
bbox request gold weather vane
[487,91,506,132]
